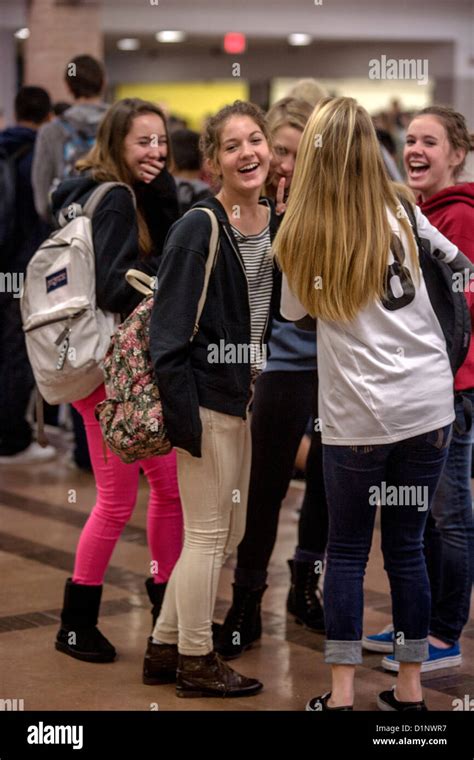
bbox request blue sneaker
[381,642,462,673]
[362,624,394,653]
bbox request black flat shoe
[377,687,427,712]
[306,692,353,711]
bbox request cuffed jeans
[323,425,452,665]
[153,406,252,655]
[424,390,474,645]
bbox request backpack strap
[83,181,136,217]
[188,207,219,341]
[124,207,219,341]
[57,181,136,228]
[126,269,156,296]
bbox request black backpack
[0,142,32,253]
[400,197,471,376]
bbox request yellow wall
[115,81,249,131]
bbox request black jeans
[236,370,328,584]
[0,294,34,455]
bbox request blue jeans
[323,425,452,665]
[424,391,474,645]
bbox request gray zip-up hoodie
[32,102,108,221]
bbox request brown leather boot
[142,637,178,685]
[176,651,263,698]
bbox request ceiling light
[117,38,140,51]
[156,31,186,43]
[14,28,30,40]
[288,33,312,46]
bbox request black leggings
[236,370,329,577]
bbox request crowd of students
[0,55,473,711]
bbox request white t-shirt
[281,206,457,445]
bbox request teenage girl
[51,98,183,663]
[145,100,281,697]
[275,96,474,711]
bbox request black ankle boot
[214,584,267,660]
[145,577,167,628]
[176,651,263,698]
[287,559,325,632]
[142,637,178,685]
[55,578,116,663]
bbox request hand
[139,157,166,184]
[275,176,287,216]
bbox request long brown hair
[273,96,418,323]
[77,98,171,255]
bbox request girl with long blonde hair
[275,96,474,711]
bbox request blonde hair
[77,98,170,256]
[266,97,313,136]
[273,96,418,323]
[285,78,329,107]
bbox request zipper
[24,308,87,333]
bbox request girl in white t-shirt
[274,96,474,712]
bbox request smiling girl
[398,106,474,674]
[50,98,183,664]
[144,101,281,698]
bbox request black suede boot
[214,584,267,660]
[55,578,116,662]
[286,559,325,632]
[142,637,178,685]
[176,651,263,698]
[145,577,167,628]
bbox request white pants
[153,406,252,655]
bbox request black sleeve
[149,210,213,458]
[134,169,180,257]
[92,187,147,316]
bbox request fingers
[139,158,166,183]
[276,176,287,216]
[276,176,286,205]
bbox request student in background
[170,128,212,215]
[0,86,55,464]
[32,55,108,222]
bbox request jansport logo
[27,721,83,750]
[46,267,68,293]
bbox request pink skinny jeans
[71,384,183,585]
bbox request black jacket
[0,126,50,273]
[51,170,180,317]
[149,196,281,458]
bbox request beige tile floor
[0,441,473,712]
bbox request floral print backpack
[95,207,219,463]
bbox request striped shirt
[231,222,274,379]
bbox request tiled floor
[1,434,473,711]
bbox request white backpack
[21,182,135,405]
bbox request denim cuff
[393,637,429,662]
[325,639,362,665]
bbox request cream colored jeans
[153,406,252,655]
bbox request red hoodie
[419,182,474,391]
